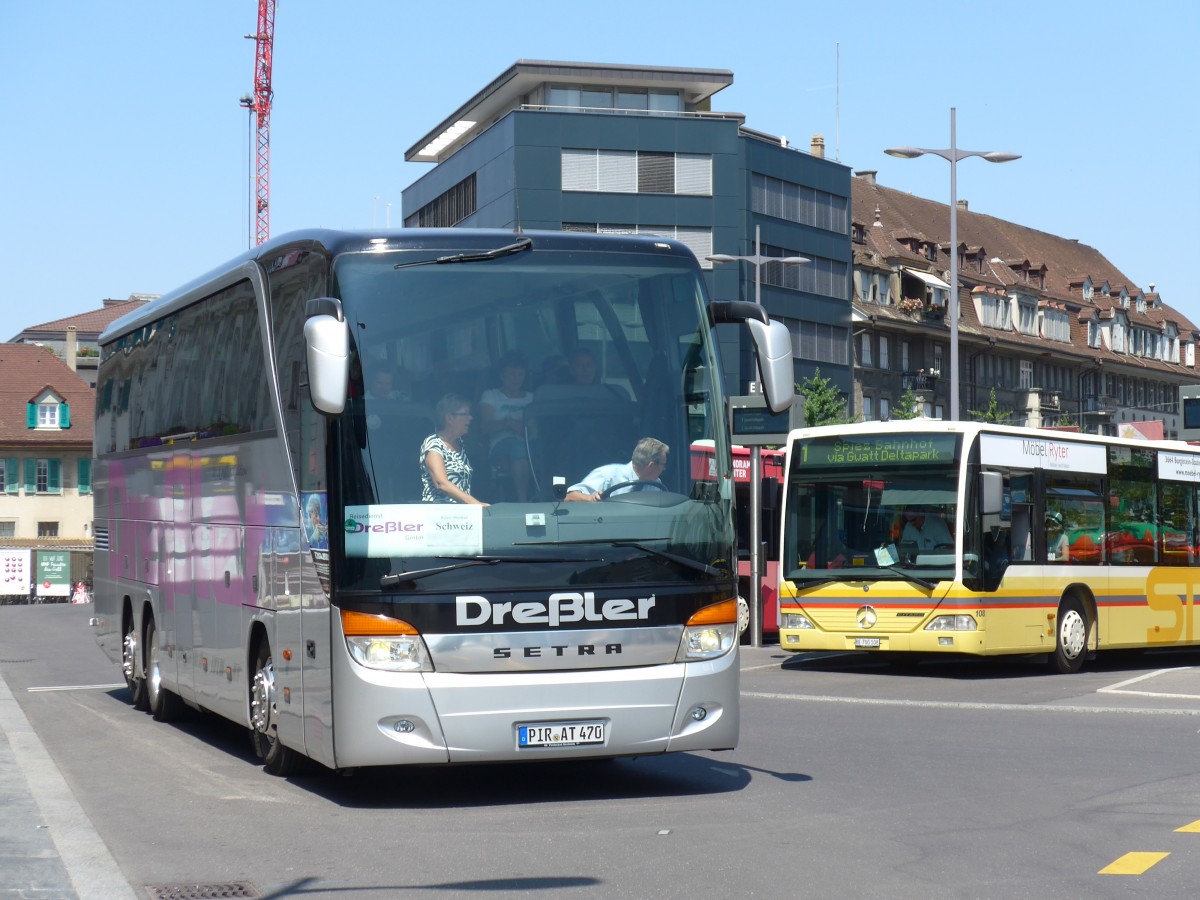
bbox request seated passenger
[564,437,668,502]
[479,351,533,502]
[419,394,488,505]
[901,505,953,550]
[1046,511,1069,561]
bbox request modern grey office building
[401,60,853,401]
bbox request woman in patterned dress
[420,394,488,504]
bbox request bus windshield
[783,432,962,584]
[327,243,733,594]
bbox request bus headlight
[676,598,738,661]
[924,615,977,632]
[341,609,433,672]
[782,613,815,630]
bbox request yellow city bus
[777,420,1200,672]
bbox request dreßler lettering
[457,592,656,628]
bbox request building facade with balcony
[850,172,1198,435]
[400,60,854,398]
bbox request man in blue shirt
[564,437,669,501]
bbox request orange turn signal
[686,598,738,627]
[341,609,419,636]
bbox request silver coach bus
[92,229,792,774]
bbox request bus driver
[564,437,668,502]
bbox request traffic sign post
[730,393,799,647]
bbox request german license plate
[518,721,605,748]
[855,637,882,649]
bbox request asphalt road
[3,603,1199,899]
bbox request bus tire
[1052,596,1088,674]
[123,612,149,711]
[146,617,185,722]
[250,640,303,776]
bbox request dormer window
[27,392,70,430]
[924,242,937,262]
[852,223,865,244]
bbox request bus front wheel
[250,641,303,776]
[1052,596,1088,674]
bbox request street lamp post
[707,225,808,648]
[885,108,1020,420]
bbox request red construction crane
[240,0,277,246]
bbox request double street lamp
[707,224,810,306]
[707,225,808,648]
[886,108,1020,420]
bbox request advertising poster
[37,551,71,598]
[1,549,31,597]
[344,504,484,558]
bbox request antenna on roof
[835,42,841,163]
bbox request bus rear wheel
[123,613,148,711]
[146,618,185,722]
[1052,596,1088,674]
[250,641,303,776]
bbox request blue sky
[2,1,1196,331]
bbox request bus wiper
[379,551,590,588]
[881,563,937,591]
[516,537,722,577]
[393,237,533,269]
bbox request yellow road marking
[1098,852,1169,875]
[1175,819,1200,833]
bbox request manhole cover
[145,884,260,900]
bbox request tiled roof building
[8,295,154,388]
[0,343,96,597]
[850,172,1195,436]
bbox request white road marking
[0,674,137,900]
[741,690,1200,716]
[28,683,126,693]
[1097,667,1200,700]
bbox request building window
[404,174,477,228]
[880,398,891,421]
[933,345,944,374]
[860,334,873,367]
[879,336,890,370]
[862,396,874,420]
[979,295,1008,329]
[24,458,61,495]
[759,243,848,301]
[1112,318,1127,353]
[1043,309,1070,343]
[562,149,711,196]
[39,402,59,427]
[781,319,848,366]
[0,521,14,538]
[750,173,849,234]
[37,522,59,538]
[900,341,909,372]
[1020,360,1033,390]
[1017,301,1037,336]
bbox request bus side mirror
[980,471,1003,516]
[707,300,794,414]
[747,318,794,414]
[304,297,350,415]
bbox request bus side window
[1009,505,1032,561]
